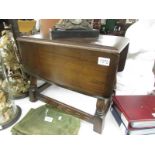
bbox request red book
[112,95,155,128]
[111,106,155,135]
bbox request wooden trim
[17,37,118,53]
[38,82,51,93]
[38,93,94,123]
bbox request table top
[17,33,129,98]
[17,33,129,53]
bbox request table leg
[93,98,111,134]
[29,75,38,102]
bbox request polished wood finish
[17,34,129,134]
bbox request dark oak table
[17,34,129,134]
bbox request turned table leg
[93,98,111,134]
[29,75,38,102]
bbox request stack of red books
[111,95,155,135]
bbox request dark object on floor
[0,105,21,130]
[11,104,80,135]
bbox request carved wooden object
[17,34,129,134]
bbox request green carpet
[11,104,80,135]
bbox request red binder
[112,95,155,128]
